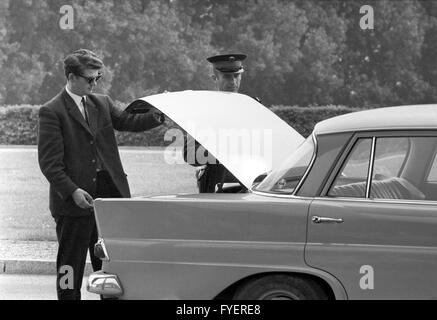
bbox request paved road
[0,274,99,300]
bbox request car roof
[314,104,437,135]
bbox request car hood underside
[126,90,304,189]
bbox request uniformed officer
[183,53,249,193]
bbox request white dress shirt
[65,85,104,170]
[65,85,87,120]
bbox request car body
[87,91,437,299]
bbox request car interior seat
[330,177,425,200]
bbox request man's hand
[72,188,93,209]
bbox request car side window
[328,138,372,198]
[370,137,412,199]
[327,135,437,201]
[371,137,434,201]
[371,137,409,180]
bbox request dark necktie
[81,96,90,126]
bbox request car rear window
[255,136,315,194]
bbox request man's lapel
[85,95,98,135]
[62,89,93,136]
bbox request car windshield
[254,135,315,194]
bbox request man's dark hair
[63,49,104,79]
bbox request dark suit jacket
[38,88,162,218]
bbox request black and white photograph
[1,0,437,309]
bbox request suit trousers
[55,170,121,300]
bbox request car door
[305,132,437,299]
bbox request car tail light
[94,237,110,261]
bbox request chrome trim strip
[108,259,311,269]
[109,238,307,246]
[365,137,376,198]
[245,188,437,205]
[250,189,314,200]
[251,189,300,198]
[314,196,437,206]
[315,126,437,136]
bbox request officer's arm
[108,96,164,132]
[38,106,78,199]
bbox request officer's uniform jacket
[183,134,241,193]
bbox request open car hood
[126,90,304,189]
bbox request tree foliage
[0,0,436,108]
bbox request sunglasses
[77,73,102,84]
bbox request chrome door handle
[312,216,344,224]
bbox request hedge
[0,105,40,145]
[0,104,362,146]
[0,104,176,146]
[270,105,364,137]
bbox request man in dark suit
[183,54,248,193]
[38,49,165,300]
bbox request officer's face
[214,72,242,92]
[68,68,101,96]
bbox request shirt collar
[65,85,86,109]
